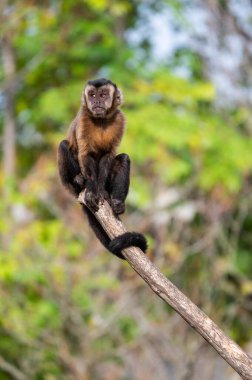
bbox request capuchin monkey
[58,78,147,259]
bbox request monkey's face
[83,81,122,118]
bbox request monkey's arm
[58,140,84,196]
[58,140,99,210]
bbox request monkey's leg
[108,153,130,215]
[58,140,84,197]
[81,155,100,211]
[107,153,148,257]
[97,153,113,200]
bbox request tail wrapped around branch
[83,205,147,260]
[108,232,148,259]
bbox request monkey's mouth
[93,106,105,115]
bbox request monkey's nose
[95,100,102,106]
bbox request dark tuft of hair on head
[87,78,117,88]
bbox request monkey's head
[83,78,122,118]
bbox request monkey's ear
[82,84,92,106]
[81,90,86,105]
[115,88,123,106]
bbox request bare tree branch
[0,355,27,380]
[78,191,252,380]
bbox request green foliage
[118,316,139,342]
[121,74,252,196]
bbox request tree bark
[78,191,252,380]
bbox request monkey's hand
[84,189,99,212]
[111,198,125,215]
[74,173,86,188]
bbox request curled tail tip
[108,231,148,258]
[125,231,148,253]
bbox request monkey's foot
[97,189,110,204]
[111,199,125,215]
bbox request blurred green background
[1,1,252,379]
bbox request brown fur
[67,97,125,175]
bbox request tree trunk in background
[2,31,17,179]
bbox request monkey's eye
[90,93,96,98]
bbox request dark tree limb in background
[1,2,17,178]
[1,29,17,178]
[78,191,252,380]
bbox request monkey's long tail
[83,206,147,260]
[108,232,147,259]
